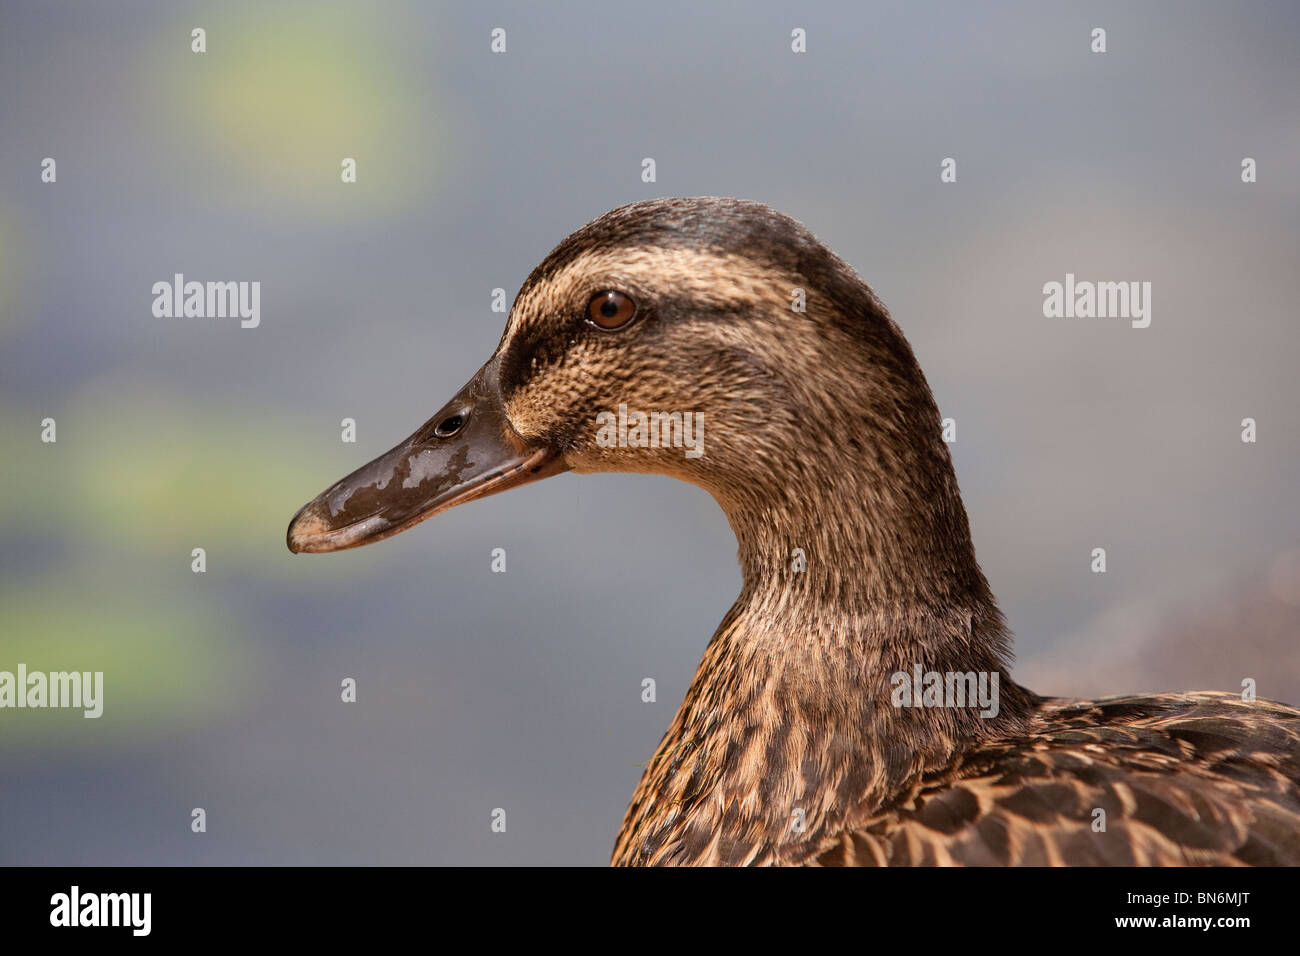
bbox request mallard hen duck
[288,197,1300,866]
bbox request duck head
[288,196,979,612]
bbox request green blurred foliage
[0,577,259,753]
[0,0,459,753]
[0,206,21,339]
[148,2,448,215]
[1,385,339,569]
[0,384,353,750]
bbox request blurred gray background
[1,0,1297,864]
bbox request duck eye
[587,290,637,330]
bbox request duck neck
[715,477,1033,769]
[614,428,1034,865]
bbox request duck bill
[287,358,566,554]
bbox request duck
[287,197,1300,866]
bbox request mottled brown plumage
[808,693,1300,866]
[289,197,1300,866]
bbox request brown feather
[421,197,1300,865]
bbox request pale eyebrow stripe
[499,246,796,355]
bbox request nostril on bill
[433,411,468,439]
